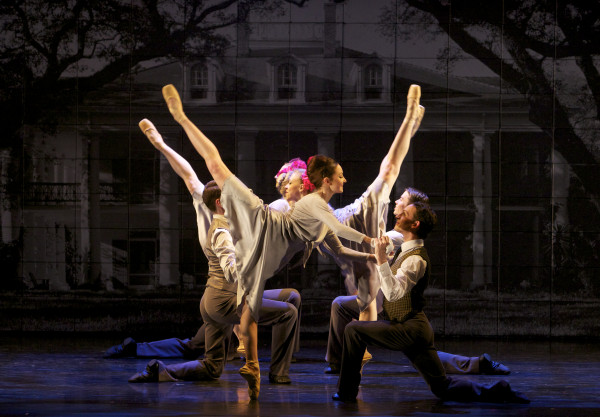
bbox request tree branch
[12,4,50,59]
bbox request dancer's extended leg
[378,84,424,190]
[356,84,424,369]
[161,84,232,189]
[239,301,260,400]
[358,302,377,321]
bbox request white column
[471,129,493,288]
[158,152,180,287]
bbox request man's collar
[400,239,424,252]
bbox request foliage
[378,0,600,214]
[543,221,599,296]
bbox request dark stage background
[1,0,598,338]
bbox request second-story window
[365,64,383,100]
[268,56,306,103]
[277,63,298,100]
[191,65,209,99]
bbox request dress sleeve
[307,196,366,243]
[323,229,370,263]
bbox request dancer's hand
[373,236,391,265]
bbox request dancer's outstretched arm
[162,84,233,189]
[377,85,425,190]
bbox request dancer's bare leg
[358,301,377,321]
[357,300,376,367]
[233,324,245,356]
[161,84,232,189]
[357,85,424,324]
[356,85,424,368]
[378,84,424,190]
[411,105,425,138]
[139,119,203,194]
[239,301,260,400]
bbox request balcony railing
[23,182,132,204]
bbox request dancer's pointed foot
[239,363,261,400]
[411,105,425,138]
[162,84,186,122]
[406,84,421,121]
[407,84,421,101]
[360,349,372,375]
[139,119,164,148]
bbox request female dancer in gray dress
[271,87,424,368]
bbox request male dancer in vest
[325,188,509,376]
[333,201,529,403]
[127,123,299,387]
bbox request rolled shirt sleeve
[376,255,426,302]
[211,228,239,284]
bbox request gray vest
[205,216,237,293]
[382,246,430,322]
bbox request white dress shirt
[210,214,239,284]
[375,239,427,302]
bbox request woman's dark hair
[202,180,221,212]
[307,155,338,189]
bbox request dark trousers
[327,296,480,374]
[337,312,521,402]
[134,288,301,360]
[156,287,300,381]
[135,324,207,359]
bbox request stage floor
[1,335,599,416]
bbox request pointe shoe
[407,84,421,101]
[360,349,372,375]
[138,119,164,147]
[406,84,421,122]
[239,363,261,400]
[139,118,156,134]
[162,84,186,122]
[410,105,425,138]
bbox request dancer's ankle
[174,112,189,124]
[410,105,425,137]
[245,360,260,372]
